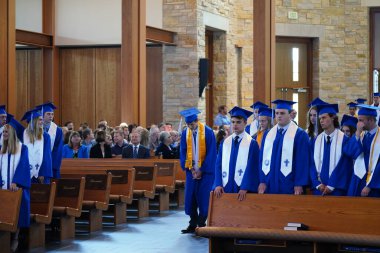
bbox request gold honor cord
[185,122,206,170]
[366,128,380,183]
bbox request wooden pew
[0,189,22,253]
[52,178,85,240]
[27,183,57,249]
[197,193,380,253]
[62,173,112,232]
[61,164,136,224]
[174,161,185,207]
[153,162,176,211]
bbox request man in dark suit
[122,132,150,159]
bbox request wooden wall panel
[146,46,163,126]
[60,48,96,129]
[95,47,121,127]
[29,49,43,108]
[15,50,29,120]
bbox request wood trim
[369,8,380,103]
[16,29,53,48]
[206,30,214,127]
[146,26,176,46]
[139,0,147,127]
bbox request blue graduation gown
[347,134,380,197]
[0,145,31,228]
[213,138,260,193]
[259,128,310,194]
[30,132,53,184]
[310,135,354,196]
[49,126,63,178]
[62,144,89,159]
[180,125,216,217]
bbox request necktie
[234,136,240,145]
[278,128,284,135]
[193,131,197,149]
[133,146,138,158]
[326,136,331,144]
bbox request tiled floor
[26,209,208,253]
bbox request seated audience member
[105,133,113,146]
[63,130,72,145]
[64,121,74,131]
[62,131,89,158]
[90,130,112,158]
[135,126,150,147]
[158,122,166,132]
[155,131,179,159]
[128,123,137,136]
[165,122,173,131]
[98,119,108,128]
[61,126,69,139]
[97,123,107,131]
[149,125,160,151]
[214,105,231,127]
[216,125,228,152]
[170,130,180,148]
[122,132,150,159]
[341,114,358,138]
[290,109,298,125]
[112,129,128,156]
[120,123,130,143]
[82,128,94,156]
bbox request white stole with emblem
[0,141,21,189]
[48,122,57,151]
[354,128,380,185]
[221,132,251,187]
[262,121,298,177]
[249,119,259,136]
[188,129,199,171]
[24,130,44,179]
[314,129,344,178]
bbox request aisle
[27,209,208,253]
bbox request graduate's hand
[361,186,371,197]
[294,186,303,195]
[258,183,266,194]
[356,121,365,137]
[214,186,224,198]
[10,183,19,192]
[318,184,326,193]
[322,187,332,196]
[194,170,202,179]
[237,190,247,201]
[38,176,45,184]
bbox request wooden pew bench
[61,159,135,225]
[52,178,85,240]
[196,193,380,253]
[173,160,185,207]
[0,189,22,253]
[153,162,176,211]
[27,183,56,249]
[61,173,112,232]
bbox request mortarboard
[355,98,367,104]
[341,115,358,128]
[250,101,269,110]
[258,107,275,118]
[6,114,25,141]
[271,99,297,111]
[357,104,380,117]
[0,105,6,115]
[21,108,42,124]
[316,103,339,115]
[229,106,253,120]
[179,108,201,124]
[35,102,57,115]
[308,97,328,108]
[374,92,380,97]
[347,102,358,108]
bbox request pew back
[30,182,57,223]
[0,189,22,232]
[53,178,85,214]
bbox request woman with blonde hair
[62,131,89,158]
[21,108,52,183]
[0,114,30,251]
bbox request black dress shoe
[181,226,196,234]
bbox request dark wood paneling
[95,47,121,127]
[146,26,176,45]
[146,46,163,126]
[60,48,96,129]
[15,50,29,120]
[29,50,43,109]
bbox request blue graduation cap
[6,114,25,141]
[21,108,42,124]
[35,102,57,115]
[250,101,269,110]
[179,107,201,124]
[229,106,253,120]
[347,102,358,108]
[0,105,6,115]
[308,97,328,108]
[355,98,367,104]
[374,92,380,97]
[341,115,358,128]
[258,107,275,118]
[316,103,339,115]
[357,104,380,117]
[271,99,297,111]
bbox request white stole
[48,122,57,151]
[24,130,44,179]
[313,129,344,178]
[188,128,199,172]
[354,128,380,186]
[0,142,21,189]
[262,121,298,177]
[249,119,259,136]
[221,132,252,187]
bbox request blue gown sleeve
[179,129,187,170]
[200,127,216,173]
[52,127,63,175]
[212,140,224,189]
[293,130,310,187]
[80,145,89,158]
[39,133,53,179]
[240,140,260,192]
[12,145,31,189]
[343,135,363,159]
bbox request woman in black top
[155,131,178,159]
[90,130,112,158]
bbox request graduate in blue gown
[0,115,30,251]
[347,104,380,197]
[310,104,355,196]
[213,107,260,200]
[341,114,358,138]
[245,101,268,136]
[306,98,327,148]
[179,108,216,233]
[36,102,63,178]
[21,109,52,184]
[258,100,310,195]
[0,105,7,145]
[252,107,274,148]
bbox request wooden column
[253,0,275,104]
[42,0,61,123]
[121,0,147,126]
[0,0,16,112]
